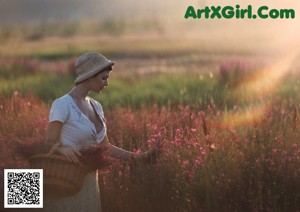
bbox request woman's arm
[45,121,63,144]
[101,136,135,161]
[101,135,158,162]
[45,121,81,162]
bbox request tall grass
[0,92,49,209]
[1,56,299,211]
[1,92,299,211]
[99,100,299,212]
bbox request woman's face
[90,70,111,93]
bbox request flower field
[0,48,300,211]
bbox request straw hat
[74,52,114,84]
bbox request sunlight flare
[242,51,298,97]
[222,102,268,127]
[222,49,299,127]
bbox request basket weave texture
[29,143,88,200]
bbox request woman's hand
[134,147,160,164]
[56,146,82,163]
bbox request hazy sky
[1,0,296,22]
[0,0,185,24]
[0,0,298,30]
[0,0,298,53]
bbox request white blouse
[49,94,107,147]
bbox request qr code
[4,169,43,208]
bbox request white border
[4,169,43,208]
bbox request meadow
[0,35,299,212]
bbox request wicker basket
[29,143,88,200]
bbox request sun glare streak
[243,51,299,97]
[222,49,299,127]
[222,102,268,127]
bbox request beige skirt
[43,170,101,212]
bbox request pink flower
[182,160,190,169]
[199,147,206,156]
[133,149,142,154]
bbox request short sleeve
[49,98,69,123]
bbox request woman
[43,52,156,212]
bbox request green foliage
[0,63,222,108]
[0,73,73,104]
[0,64,299,111]
[93,74,219,109]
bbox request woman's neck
[68,84,90,101]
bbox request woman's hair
[75,66,113,85]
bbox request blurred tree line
[0,17,164,42]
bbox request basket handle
[46,143,61,156]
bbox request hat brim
[74,60,114,84]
